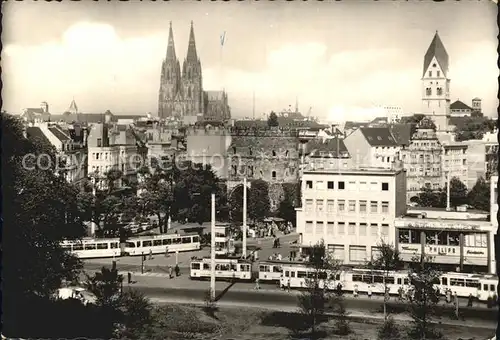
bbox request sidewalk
[147,297,497,330]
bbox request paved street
[83,232,300,273]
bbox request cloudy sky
[2,1,498,121]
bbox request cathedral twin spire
[165,21,199,63]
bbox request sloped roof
[360,127,398,147]
[305,138,349,158]
[389,124,414,146]
[26,127,51,145]
[370,116,388,125]
[49,127,71,142]
[423,31,449,77]
[344,121,368,131]
[450,100,472,111]
[25,108,45,115]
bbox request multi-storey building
[401,117,442,201]
[87,123,142,190]
[227,128,300,210]
[450,100,473,117]
[21,101,51,123]
[158,22,231,121]
[26,122,87,186]
[185,125,232,180]
[395,207,494,273]
[343,127,401,168]
[300,137,353,174]
[441,142,468,187]
[421,31,452,132]
[296,167,407,265]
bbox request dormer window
[377,136,382,141]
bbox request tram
[190,257,252,281]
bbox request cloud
[2,21,497,120]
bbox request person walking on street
[168,266,173,279]
[353,285,358,298]
[149,249,153,260]
[367,285,372,299]
[277,238,281,248]
[467,293,473,307]
[165,247,169,257]
[175,264,180,277]
[287,278,291,292]
[255,278,260,290]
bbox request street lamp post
[243,177,247,259]
[210,193,216,301]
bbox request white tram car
[476,276,498,302]
[124,233,200,256]
[190,258,252,281]
[62,233,201,259]
[61,238,121,259]
[259,260,308,282]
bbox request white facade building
[296,167,407,265]
[441,142,468,187]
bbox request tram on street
[190,257,252,281]
[62,233,201,259]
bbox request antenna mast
[253,91,255,120]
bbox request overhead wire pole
[210,193,216,301]
[243,177,247,259]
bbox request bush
[377,316,400,340]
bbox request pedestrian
[127,272,132,284]
[446,289,451,303]
[175,264,180,277]
[165,246,169,257]
[336,283,343,296]
[467,293,473,307]
[277,238,281,248]
[398,287,403,301]
[453,291,458,305]
[168,266,173,279]
[255,277,260,290]
[368,285,372,299]
[149,249,153,260]
[353,284,358,298]
[287,278,291,292]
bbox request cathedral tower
[158,22,182,118]
[182,21,203,115]
[421,31,451,132]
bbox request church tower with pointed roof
[181,21,203,115]
[421,31,451,132]
[158,22,231,121]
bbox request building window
[305,221,313,234]
[359,181,367,190]
[348,200,356,212]
[428,71,432,77]
[359,223,367,236]
[316,221,324,234]
[327,200,335,213]
[382,182,389,191]
[381,201,389,213]
[97,138,102,147]
[426,88,431,96]
[306,180,313,189]
[316,200,324,213]
[437,71,440,77]
[272,150,276,157]
[315,181,324,190]
[338,181,345,190]
[338,222,345,235]
[327,181,334,189]
[272,171,277,180]
[359,200,367,213]
[437,87,443,96]
[381,224,389,236]
[249,147,253,156]
[370,201,378,213]
[370,223,378,236]
[305,199,313,213]
[327,222,334,235]
[96,153,100,160]
[338,200,345,212]
[348,222,356,235]
[349,245,366,262]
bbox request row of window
[91,164,126,174]
[398,229,488,248]
[230,166,297,179]
[326,244,375,262]
[304,221,390,237]
[304,199,390,214]
[304,180,390,191]
[425,87,444,96]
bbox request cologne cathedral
[158,22,231,121]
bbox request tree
[118,289,154,339]
[2,113,86,336]
[467,177,490,211]
[414,187,445,208]
[278,198,296,226]
[454,117,496,142]
[297,240,340,338]
[248,179,271,222]
[377,316,401,340]
[406,255,442,340]
[85,266,123,309]
[267,111,279,127]
[446,177,468,208]
[369,240,404,320]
